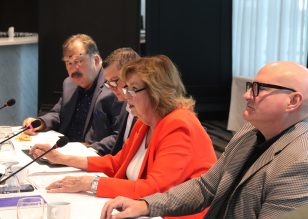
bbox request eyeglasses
[122,85,146,97]
[246,81,296,97]
[104,79,120,89]
[62,52,88,67]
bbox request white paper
[56,142,98,157]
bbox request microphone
[0,136,69,184]
[0,120,42,145]
[0,99,16,110]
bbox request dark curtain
[146,0,232,120]
[38,0,141,108]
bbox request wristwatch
[91,176,100,194]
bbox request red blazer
[87,108,217,218]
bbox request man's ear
[94,54,102,65]
[286,92,303,112]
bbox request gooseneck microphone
[0,120,42,145]
[0,99,16,110]
[0,136,69,184]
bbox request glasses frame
[104,79,120,89]
[246,81,296,97]
[122,85,146,97]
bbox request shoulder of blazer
[154,108,202,133]
[129,119,143,134]
[156,108,192,124]
[97,67,106,88]
[61,77,79,103]
[222,122,258,155]
[63,77,77,90]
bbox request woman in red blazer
[30,55,217,219]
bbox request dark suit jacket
[39,68,124,155]
[111,103,137,155]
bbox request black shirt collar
[256,125,295,149]
[77,71,100,95]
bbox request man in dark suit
[103,48,140,155]
[100,61,308,219]
[23,34,123,155]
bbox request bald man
[101,61,308,219]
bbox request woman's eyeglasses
[122,85,146,97]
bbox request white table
[0,128,160,219]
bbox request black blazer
[111,103,137,155]
[40,68,124,155]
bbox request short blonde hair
[121,55,195,117]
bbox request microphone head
[6,99,15,107]
[29,120,42,129]
[56,136,69,148]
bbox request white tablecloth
[0,129,160,219]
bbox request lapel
[129,116,138,136]
[210,130,258,207]
[238,120,308,187]
[61,80,79,132]
[117,110,129,144]
[137,117,162,179]
[117,122,149,178]
[82,68,104,137]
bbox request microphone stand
[0,147,54,184]
[0,127,29,145]
[0,105,7,110]
[0,99,15,110]
[0,120,41,145]
[0,137,68,184]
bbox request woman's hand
[46,175,94,193]
[29,143,62,164]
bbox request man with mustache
[23,34,123,155]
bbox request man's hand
[22,117,45,135]
[29,143,62,164]
[101,196,150,219]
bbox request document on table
[11,128,63,150]
[23,141,100,188]
[24,142,99,175]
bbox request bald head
[251,61,308,129]
[257,61,308,95]
[243,61,308,138]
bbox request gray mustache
[71,72,82,78]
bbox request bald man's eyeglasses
[246,82,296,97]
